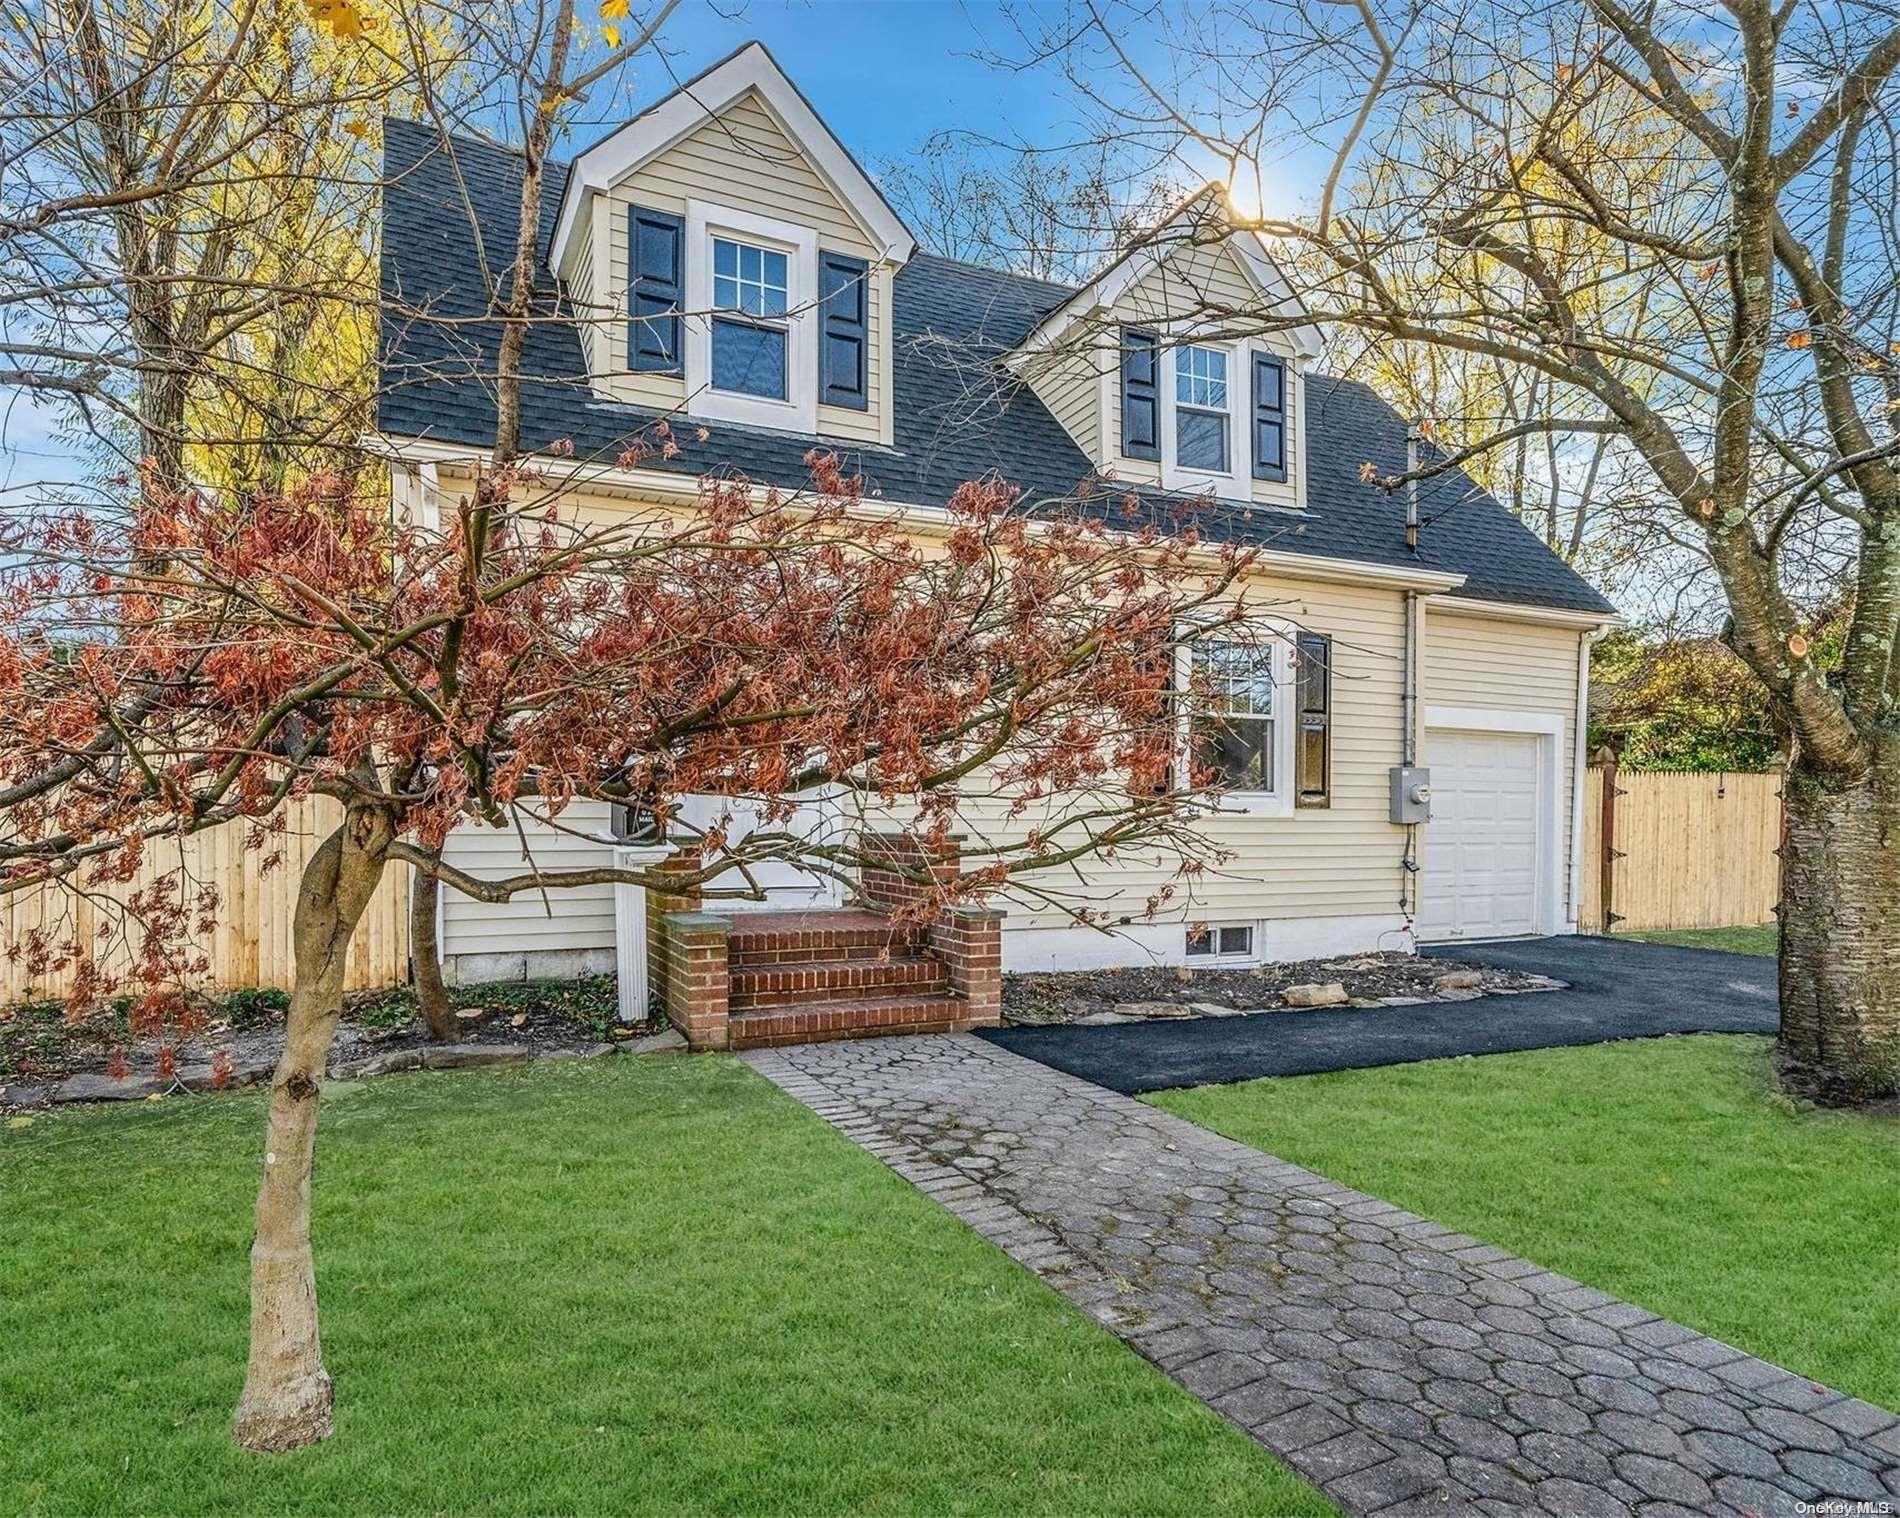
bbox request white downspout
[1567,625,1611,933]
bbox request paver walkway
[745,1035,1900,1516]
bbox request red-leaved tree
[0,444,1278,1449]
[0,0,1289,1451]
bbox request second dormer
[1010,197,1323,510]
[548,43,915,445]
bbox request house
[373,42,1619,1044]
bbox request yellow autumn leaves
[601,0,627,49]
[306,0,369,39]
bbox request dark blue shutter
[628,206,683,373]
[818,251,869,409]
[1121,328,1160,460]
[1251,352,1287,481]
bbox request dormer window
[681,202,819,432]
[1175,346,1229,473]
[1121,327,1295,498]
[710,237,791,401]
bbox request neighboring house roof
[377,116,1616,617]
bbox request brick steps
[727,910,925,967]
[727,994,974,1050]
[658,887,1002,1052]
[730,954,948,1010]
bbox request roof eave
[367,430,1469,596]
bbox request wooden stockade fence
[1,797,412,1005]
[1,771,1781,1005]
[1578,767,1784,935]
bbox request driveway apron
[983,936,1779,1095]
[745,1034,1899,1517]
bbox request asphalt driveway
[977,934,1778,1095]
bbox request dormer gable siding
[1013,226,1313,512]
[1109,239,1304,510]
[577,88,892,445]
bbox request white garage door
[1418,730,1544,942]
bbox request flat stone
[626,1028,688,1056]
[54,1072,157,1103]
[1435,988,1484,1002]
[333,1049,421,1078]
[177,1059,274,1092]
[1111,1001,1193,1019]
[2,1083,54,1108]
[1282,981,1349,1008]
[535,1046,592,1062]
[1432,970,1484,991]
[1076,1010,1134,1025]
[1378,995,1431,1007]
[1189,1002,1250,1018]
[420,1043,530,1071]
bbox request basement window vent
[1186,924,1255,961]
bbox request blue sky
[581,2,1090,174]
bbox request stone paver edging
[744,1035,1899,1517]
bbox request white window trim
[683,199,818,433]
[1185,921,1260,965]
[1175,622,1298,818]
[1161,337,1247,495]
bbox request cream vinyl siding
[567,216,602,378]
[1424,610,1585,919]
[440,801,617,960]
[1020,338,1103,461]
[958,570,1411,932]
[1104,241,1303,510]
[588,89,891,445]
[430,474,1422,952]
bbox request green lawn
[2,1057,1327,1517]
[1154,1036,1900,1411]
[1617,923,1777,955]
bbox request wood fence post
[1599,759,1623,934]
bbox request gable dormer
[1011,195,1322,509]
[549,43,914,445]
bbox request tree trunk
[231,803,395,1452]
[1776,743,1900,1106]
[410,856,458,1042]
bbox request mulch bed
[1003,952,1562,1027]
[1,976,671,1111]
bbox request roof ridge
[906,250,1081,295]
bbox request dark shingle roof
[377,117,1614,616]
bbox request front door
[673,791,845,912]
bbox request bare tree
[1015,0,1900,1103]
[879,138,1179,283]
[0,0,434,494]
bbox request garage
[1417,728,1547,942]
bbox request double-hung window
[710,237,790,401]
[1189,640,1277,794]
[1174,345,1229,473]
